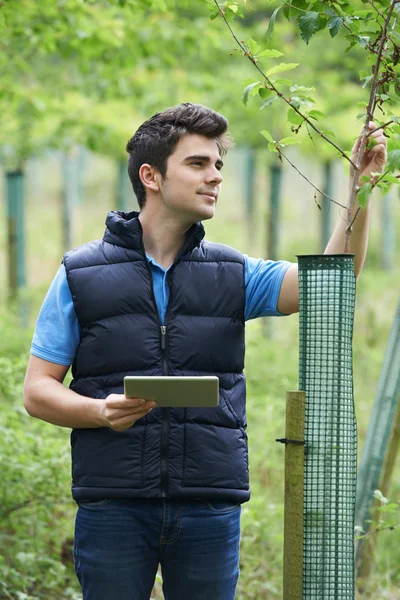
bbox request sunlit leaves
[261,129,274,143]
[258,48,284,58]
[265,62,299,77]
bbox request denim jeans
[74,497,241,600]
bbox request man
[24,103,386,600]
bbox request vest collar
[103,210,205,257]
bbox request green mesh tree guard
[355,297,400,562]
[298,255,357,600]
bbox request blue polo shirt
[31,254,292,366]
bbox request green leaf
[273,78,293,85]
[366,137,378,151]
[279,136,301,146]
[298,11,319,45]
[258,87,271,99]
[290,84,315,94]
[258,48,284,58]
[387,149,400,172]
[308,109,326,120]
[265,63,299,78]
[328,16,344,38]
[380,174,400,185]
[290,95,313,108]
[226,2,239,13]
[242,81,261,106]
[353,10,374,18]
[357,35,370,48]
[357,182,373,208]
[260,95,279,109]
[261,130,274,143]
[266,7,281,45]
[247,37,260,56]
[287,107,303,125]
[362,75,373,89]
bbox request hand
[100,394,157,432]
[350,121,387,187]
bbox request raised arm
[277,121,387,316]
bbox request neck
[139,206,192,269]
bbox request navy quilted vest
[64,211,249,503]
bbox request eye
[191,161,203,166]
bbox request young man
[24,103,386,600]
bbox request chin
[199,206,216,221]
[202,213,215,222]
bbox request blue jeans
[74,498,241,600]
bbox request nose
[205,166,223,185]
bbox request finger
[369,127,386,139]
[111,407,155,428]
[353,121,380,149]
[105,408,151,423]
[107,403,157,419]
[106,397,148,409]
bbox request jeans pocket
[203,501,241,513]
[78,498,111,508]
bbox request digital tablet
[123,376,219,408]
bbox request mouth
[198,192,217,202]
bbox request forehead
[171,134,221,162]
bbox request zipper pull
[160,326,167,350]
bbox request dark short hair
[126,103,232,209]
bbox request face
[158,134,224,225]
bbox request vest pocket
[71,427,145,490]
[183,423,249,490]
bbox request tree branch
[277,149,348,209]
[346,206,361,234]
[213,0,357,170]
[344,0,397,252]
[357,521,400,540]
[367,119,394,136]
[365,0,385,19]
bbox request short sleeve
[30,264,80,366]
[244,255,292,320]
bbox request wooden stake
[283,391,306,600]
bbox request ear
[139,164,160,193]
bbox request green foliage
[356,489,400,540]
[0,316,75,599]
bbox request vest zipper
[160,324,169,497]
[138,223,201,499]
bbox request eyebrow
[183,155,224,168]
